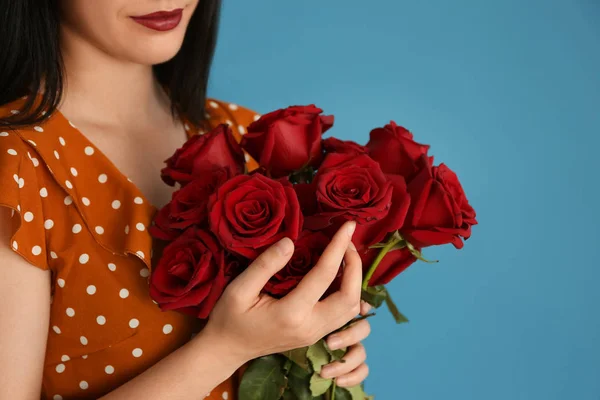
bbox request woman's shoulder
[204,98,261,134]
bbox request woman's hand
[320,301,372,387]
[203,221,363,364]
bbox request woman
[0,1,371,399]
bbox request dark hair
[0,0,222,129]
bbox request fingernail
[320,365,336,378]
[346,221,356,237]
[336,376,348,386]
[275,238,293,256]
[348,241,357,251]
[327,335,342,350]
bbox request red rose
[264,231,330,297]
[208,173,303,258]
[322,137,368,156]
[150,169,231,241]
[161,124,245,186]
[402,160,477,249]
[241,105,334,178]
[361,247,416,286]
[304,153,410,250]
[149,228,227,319]
[367,122,430,180]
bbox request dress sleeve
[207,99,262,172]
[0,131,50,270]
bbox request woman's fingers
[360,300,372,316]
[320,342,367,379]
[335,362,370,388]
[286,221,356,307]
[326,319,371,351]
[226,238,294,303]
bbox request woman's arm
[0,208,51,400]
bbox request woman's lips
[131,9,183,32]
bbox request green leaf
[334,385,373,400]
[238,355,287,400]
[287,363,313,400]
[306,340,331,373]
[323,341,347,363]
[282,347,311,370]
[309,372,333,396]
[283,389,297,400]
[360,285,388,308]
[383,288,409,324]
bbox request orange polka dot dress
[0,98,260,400]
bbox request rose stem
[361,236,403,290]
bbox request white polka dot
[253,114,261,121]
[66,308,75,317]
[34,126,43,132]
[65,180,73,189]
[96,315,106,325]
[184,123,190,131]
[52,326,61,334]
[12,174,18,184]
[136,251,145,259]
[16,177,24,189]
[86,285,96,295]
[81,355,88,359]
[95,226,104,234]
[108,263,117,271]
[129,318,140,328]
[53,395,63,400]
[125,225,130,234]
[163,324,173,334]
[61,355,70,362]
[79,381,88,390]
[64,196,73,205]
[209,101,219,108]
[55,364,66,373]
[222,392,229,400]
[98,174,108,183]
[140,268,150,278]
[80,336,88,346]
[72,224,82,234]
[0,131,8,137]
[7,149,17,156]
[57,278,65,288]
[84,146,94,155]
[119,288,130,298]
[82,197,91,206]
[24,212,34,222]
[59,137,66,146]
[79,253,89,264]
[54,150,60,159]
[112,200,121,209]
[70,167,78,176]
[228,103,239,111]
[11,110,19,115]
[238,125,246,134]
[225,119,233,126]
[132,348,143,358]
[12,240,18,251]
[28,140,37,147]
[45,219,54,230]
[16,205,20,212]
[32,246,42,256]
[51,251,58,259]
[136,223,145,231]
[40,187,48,197]
[134,197,144,204]
[105,365,115,374]
[31,157,40,167]
[245,153,251,162]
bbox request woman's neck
[58,24,172,128]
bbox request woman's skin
[0,1,371,399]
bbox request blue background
[210,1,600,399]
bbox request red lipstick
[131,9,183,32]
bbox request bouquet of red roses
[149,105,477,400]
